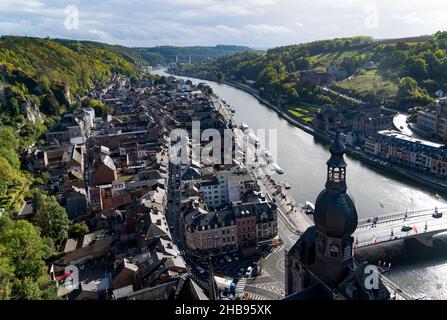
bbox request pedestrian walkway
[235,278,246,296]
[245,292,268,300]
[249,282,285,296]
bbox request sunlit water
[152,68,447,299]
[386,254,447,300]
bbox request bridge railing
[358,206,447,227]
[355,223,447,248]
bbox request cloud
[0,0,447,47]
[0,0,45,13]
[245,24,293,35]
[393,12,425,24]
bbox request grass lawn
[287,105,319,123]
[118,174,135,182]
[332,69,398,102]
[310,50,363,72]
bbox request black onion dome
[314,190,358,237]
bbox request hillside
[136,45,255,65]
[0,36,152,300]
[174,32,447,111]
[0,36,141,214]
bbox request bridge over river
[354,207,447,248]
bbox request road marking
[247,282,285,296]
[235,278,247,295]
[244,292,268,300]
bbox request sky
[0,0,447,48]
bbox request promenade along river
[153,68,447,299]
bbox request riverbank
[168,69,447,194]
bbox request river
[152,68,447,299]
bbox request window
[329,244,339,258]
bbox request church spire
[325,131,347,194]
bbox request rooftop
[378,130,445,149]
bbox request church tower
[312,131,358,286]
[285,132,390,299]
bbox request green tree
[0,127,20,170]
[7,97,21,116]
[397,76,435,106]
[14,277,42,300]
[68,222,89,239]
[216,72,224,81]
[83,98,113,117]
[0,245,14,299]
[0,216,52,299]
[33,192,69,246]
[41,93,60,115]
[404,57,428,80]
[0,156,28,213]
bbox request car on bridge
[433,209,443,218]
[401,225,412,232]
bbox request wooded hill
[175,32,447,110]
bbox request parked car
[245,266,253,277]
[252,265,262,277]
[237,268,245,277]
[232,253,240,261]
[196,266,205,274]
[224,255,232,263]
[401,225,412,232]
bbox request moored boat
[272,163,284,174]
[262,149,273,163]
[304,201,315,214]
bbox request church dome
[314,190,358,237]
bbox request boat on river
[304,201,315,214]
[272,163,284,174]
[281,182,291,189]
[262,149,273,163]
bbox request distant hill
[373,35,433,45]
[176,32,447,109]
[136,45,255,65]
